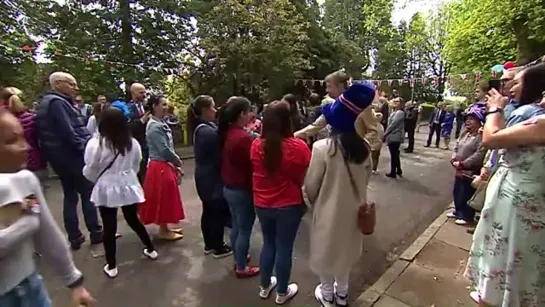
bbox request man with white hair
[35,72,102,250]
[126,82,150,183]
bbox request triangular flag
[387,80,393,87]
[320,80,324,86]
[410,79,415,88]
[421,78,426,86]
[434,77,440,88]
[460,74,467,80]
[475,71,482,81]
[492,71,498,78]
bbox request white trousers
[319,271,350,300]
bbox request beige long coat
[304,139,372,277]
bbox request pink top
[16,111,46,171]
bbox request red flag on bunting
[387,80,393,87]
[410,79,415,88]
[492,71,498,78]
[421,78,426,86]
[475,71,482,81]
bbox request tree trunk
[513,17,545,64]
[119,0,134,84]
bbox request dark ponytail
[328,129,370,164]
[217,96,251,160]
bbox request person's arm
[303,142,326,205]
[459,135,487,170]
[285,139,312,185]
[86,116,96,134]
[0,213,40,258]
[30,175,83,288]
[147,122,181,166]
[355,107,379,145]
[82,138,100,182]
[294,114,327,139]
[50,99,90,153]
[131,139,143,173]
[195,125,218,158]
[384,110,404,137]
[482,88,545,148]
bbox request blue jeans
[59,173,102,242]
[0,273,51,307]
[223,187,256,270]
[453,176,476,222]
[256,205,305,294]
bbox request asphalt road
[39,127,454,307]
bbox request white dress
[83,137,145,207]
[86,115,98,136]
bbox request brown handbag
[343,147,376,235]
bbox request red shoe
[235,266,260,278]
[233,255,251,270]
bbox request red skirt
[139,160,185,225]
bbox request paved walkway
[356,204,476,307]
[40,126,458,307]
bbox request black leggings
[99,204,154,268]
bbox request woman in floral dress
[464,63,545,307]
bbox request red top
[221,125,253,190]
[250,137,311,208]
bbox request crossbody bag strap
[341,146,361,201]
[96,151,120,181]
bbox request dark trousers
[453,176,476,222]
[137,148,149,184]
[256,205,305,295]
[371,150,381,171]
[99,204,154,268]
[426,123,441,147]
[405,124,416,151]
[58,173,102,243]
[201,199,230,250]
[455,120,463,139]
[388,142,402,175]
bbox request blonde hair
[1,87,26,113]
[325,70,350,88]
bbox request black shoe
[396,172,403,178]
[435,145,440,148]
[385,173,397,179]
[70,235,86,251]
[204,246,214,255]
[424,144,430,148]
[404,148,413,153]
[213,245,233,259]
[90,231,103,245]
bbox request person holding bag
[83,107,157,279]
[304,83,376,307]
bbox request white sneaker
[143,248,158,260]
[455,219,471,225]
[103,264,118,278]
[470,291,480,303]
[446,211,458,218]
[275,283,298,305]
[314,284,335,307]
[333,282,348,306]
[372,170,378,175]
[259,276,277,299]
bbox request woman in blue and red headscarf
[447,107,487,226]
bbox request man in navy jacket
[126,83,149,183]
[36,72,102,250]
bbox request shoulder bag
[94,152,120,182]
[342,146,376,235]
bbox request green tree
[22,0,194,99]
[189,0,310,102]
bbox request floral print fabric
[464,112,545,306]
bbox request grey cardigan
[384,110,405,144]
[146,116,180,164]
[451,130,486,174]
[0,170,82,295]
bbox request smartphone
[488,79,502,92]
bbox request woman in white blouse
[83,107,157,279]
[86,102,104,136]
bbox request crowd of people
[1,58,545,307]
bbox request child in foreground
[0,108,95,306]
